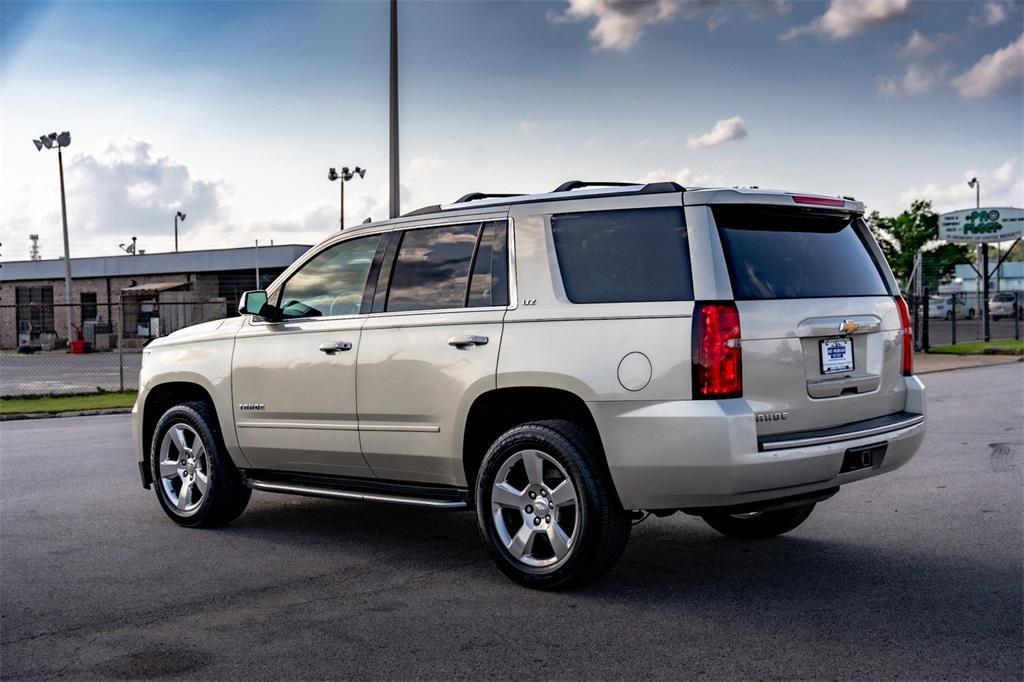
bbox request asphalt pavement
[1,365,1021,679]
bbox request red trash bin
[70,340,86,354]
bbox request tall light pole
[32,131,75,346]
[328,166,366,230]
[389,0,400,219]
[968,177,990,341]
[174,211,186,252]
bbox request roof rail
[399,181,686,219]
[638,181,685,193]
[454,192,525,204]
[402,204,443,217]
[553,180,636,193]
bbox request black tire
[701,503,815,540]
[150,401,251,528]
[475,420,630,590]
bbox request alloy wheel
[158,423,209,515]
[490,449,581,568]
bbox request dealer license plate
[820,337,854,375]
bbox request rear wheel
[475,420,630,590]
[701,503,815,539]
[151,401,251,528]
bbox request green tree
[868,200,970,290]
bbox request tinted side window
[551,207,693,303]
[386,224,479,312]
[467,221,509,308]
[714,207,889,300]
[278,234,382,318]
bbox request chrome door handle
[319,340,353,355]
[448,335,489,349]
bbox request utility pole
[969,177,989,341]
[57,147,73,343]
[328,166,366,230]
[174,211,186,252]
[33,132,74,345]
[389,0,400,219]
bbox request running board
[241,470,469,510]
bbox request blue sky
[1,0,1022,258]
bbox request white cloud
[686,116,748,149]
[548,0,682,52]
[899,30,937,59]
[519,121,537,135]
[973,1,1010,27]
[878,62,948,97]
[951,34,1024,98]
[781,0,910,41]
[549,0,789,52]
[640,167,725,187]
[901,158,1023,214]
[407,157,447,176]
[62,140,229,251]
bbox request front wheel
[151,401,251,528]
[475,420,630,590]
[701,503,816,540]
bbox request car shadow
[226,495,1020,620]
[124,494,1022,678]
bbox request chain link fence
[0,299,233,397]
[905,250,1022,351]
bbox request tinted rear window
[551,207,693,304]
[383,221,509,312]
[714,207,889,300]
[386,224,479,312]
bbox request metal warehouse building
[0,244,310,349]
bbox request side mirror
[238,290,276,319]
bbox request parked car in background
[989,292,1021,320]
[131,182,926,589]
[929,294,975,320]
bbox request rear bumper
[590,376,926,510]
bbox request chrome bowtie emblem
[838,320,859,334]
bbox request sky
[1,0,1022,260]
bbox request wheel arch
[461,386,616,504]
[140,381,224,488]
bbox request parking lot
[1,364,1021,679]
[922,315,1021,347]
[0,351,143,396]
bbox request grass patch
[929,339,1024,356]
[0,391,137,415]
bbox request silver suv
[132,181,926,589]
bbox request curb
[0,407,133,422]
[915,355,1023,375]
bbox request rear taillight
[692,302,742,399]
[895,296,913,376]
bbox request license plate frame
[819,337,854,375]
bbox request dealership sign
[938,207,1024,243]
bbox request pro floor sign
[939,207,1024,243]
